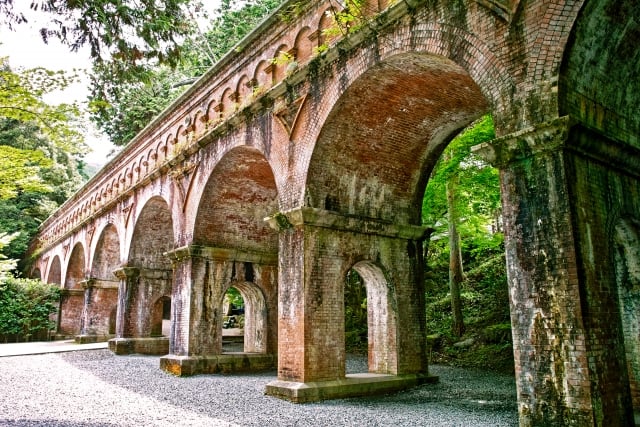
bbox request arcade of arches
[25,0,639,425]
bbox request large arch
[193,146,279,253]
[110,196,174,355]
[160,147,279,375]
[79,224,120,341]
[306,53,489,225]
[269,51,490,401]
[59,243,86,336]
[46,255,61,285]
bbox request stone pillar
[160,245,278,376]
[112,267,139,338]
[76,278,119,343]
[473,116,636,426]
[264,207,436,402]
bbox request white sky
[0,2,222,165]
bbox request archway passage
[79,224,120,342]
[160,147,278,375]
[109,197,174,355]
[59,243,85,336]
[346,262,397,375]
[221,282,268,354]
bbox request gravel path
[0,350,517,426]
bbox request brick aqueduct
[24,0,639,424]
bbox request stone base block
[160,352,276,376]
[108,337,169,355]
[265,373,438,403]
[75,334,114,344]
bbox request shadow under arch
[614,218,640,410]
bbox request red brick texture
[25,0,640,421]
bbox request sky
[0,2,222,166]
[0,6,117,165]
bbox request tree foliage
[0,277,60,342]
[89,0,283,147]
[422,115,502,338]
[0,56,86,154]
[0,0,197,69]
[0,118,86,261]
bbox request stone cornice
[265,207,430,241]
[164,245,277,265]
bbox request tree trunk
[447,172,465,337]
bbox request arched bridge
[25,0,640,424]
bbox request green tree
[0,118,85,261]
[0,276,60,342]
[89,0,284,146]
[422,115,500,337]
[0,0,197,69]
[0,56,86,154]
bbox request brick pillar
[473,116,634,426]
[79,278,95,335]
[161,245,278,376]
[113,267,139,338]
[265,207,434,401]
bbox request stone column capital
[472,116,571,168]
[112,266,140,280]
[265,207,429,240]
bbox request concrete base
[75,334,114,344]
[160,352,276,376]
[265,373,438,403]
[108,337,169,355]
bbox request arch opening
[124,196,175,339]
[306,53,490,225]
[46,256,61,285]
[345,262,396,374]
[221,282,267,354]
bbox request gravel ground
[0,350,517,426]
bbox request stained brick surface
[25,0,640,422]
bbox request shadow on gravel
[58,350,518,426]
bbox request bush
[0,277,60,342]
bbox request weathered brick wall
[274,208,427,382]
[565,125,640,424]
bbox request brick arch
[223,280,268,354]
[293,26,313,64]
[253,59,272,92]
[272,43,290,83]
[90,223,120,280]
[305,52,489,225]
[221,87,235,118]
[47,255,61,285]
[318,6,339,47]
[559,0,639,149]
[65,242,86,290]
[60,242,86,336]
[236,74,252,106]
[350,260,397,375]
[193,147,278,254]
[128,196,175,269]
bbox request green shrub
[0,277,60,342]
